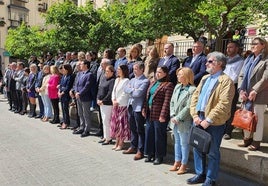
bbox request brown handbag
[231,103,257,132]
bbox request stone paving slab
[0,95,262,186]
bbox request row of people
[2,37,268,186]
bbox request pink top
[48,74,60,99]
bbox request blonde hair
[50,65,60,75]
[78,51,86,61]
[253,37,268,59]
[176,67,194,85]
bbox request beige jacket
[190,73,235,126]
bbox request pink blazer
[48,74,60,99]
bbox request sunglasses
[207,60,215,63]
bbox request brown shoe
[122,148,137,154]
[169,161,181,171]
[133,152,144,160]
[177,164,187,175]
[237,138,253,147]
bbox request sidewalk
[0,94,265,186]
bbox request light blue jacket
[170,84,196,133]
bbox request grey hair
[207,51,227,70]
[134,61,145,71]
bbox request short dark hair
[83,60,91,69]
[157,66,170,82]
[63,64,73,75]
[228,40,240,48]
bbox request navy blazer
[183,53,207,86]
[158,55,180,85]
[59,74,75,102]
[75,70,94,102]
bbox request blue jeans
[193,123,225,181]
[41,94,52,118]
[173,125,190,165]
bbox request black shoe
[202,178,216,186]
[153,157,163,165]
[98,139,105,143]
[95,130,103,137]
[14,110,20,113]
[144,155,155,163]
[35,115,42,119]
[73,129,83,135]
[102,139,113,145]
[187,174,206,185]
[81,132,90,138]
[223,134,231,140]
[50,120,60,124]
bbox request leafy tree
[5,23,44,59]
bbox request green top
[148,81,161,107]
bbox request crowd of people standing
[1,37,268,186]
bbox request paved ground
[0,95,261,186]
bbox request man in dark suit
[157,43,180,85]
[183,41,207,86]
[73,60,94,137]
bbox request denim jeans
[173,124,190,165]
[41,94,52,118]
[193,123,225,180]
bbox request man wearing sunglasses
[189,51,235,186]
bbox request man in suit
[114,47,128,73]
[189,51,235,186]
[44,52,55,66]
[183,41,207,86]
[158,43,180,85]
[123,62,150,160]
[73,60,94,138]
[14,62,25,113]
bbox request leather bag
[232,103,257,132]
[188,126,211,154]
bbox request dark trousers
[22,90,28,112]
[225,84,239,135]
[37,94,44,116]
[128,105,145,153]
[144,120,168,158]
[61,99,70,125]
[7,91,12,109]
[50,98,59,121]
[11,89,17,110]
[16,90,23,112]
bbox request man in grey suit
[14,62,25,113]
[124,62,150,160]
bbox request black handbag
[188,126,211,154]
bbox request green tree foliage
[4,0,268,59]
[5,23,44,59]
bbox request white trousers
[244,104,266,141]
[100,105,113,140]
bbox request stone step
[70,107,268,185]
